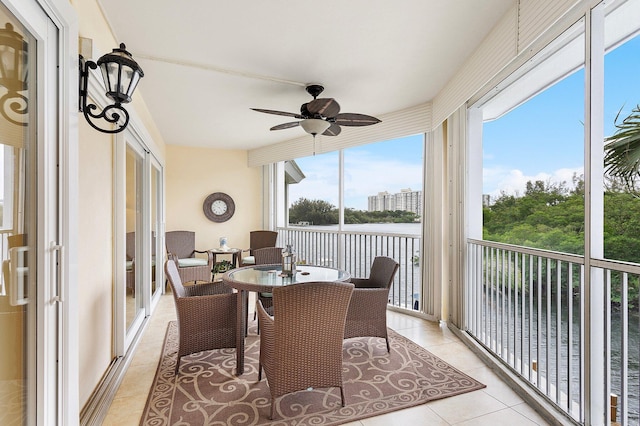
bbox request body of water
[289,222,422,235]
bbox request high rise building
[368,188,422,215]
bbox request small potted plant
[213,259,235,280]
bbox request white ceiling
[97,0,515,151]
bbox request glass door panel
[151,162,161,300]
[125,145,143,331]
[0,5,36,424]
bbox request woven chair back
[166,230,196,259]
[165,260,186,298]
[253,247,283,265]
[270,281,354,395]
[368,256,400,288]
[249,230,278,252]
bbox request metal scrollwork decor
[79,43,144,134]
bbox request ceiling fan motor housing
[305,84,324,99]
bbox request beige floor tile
[101,394,145,426]
[361,404,449,425]
[387,312,428,330]
[511,402,555,425]
[421,341,489,372]
[395,325,458,347]
[427,391,506,424]
[128,341,163,368]
[465,366,524,407]
[113,363,156,399]
[454,407,541,425]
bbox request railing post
[610,394,618,424]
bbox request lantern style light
[0,22,28,126]
[281,244,296,277]
[79,43,144,134]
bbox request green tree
[288,198,338,225]
[289,198,419,225]
[483,176,640,308]
[604,191,640,263]
[484,179,584,254]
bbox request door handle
[50,242,64,304]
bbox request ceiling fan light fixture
[300,118,330,135]
[252,85,380,138]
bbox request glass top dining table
[223,264,351,375]
[224,264,351,292]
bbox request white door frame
[0,0,78,424]
[114,130,147,354]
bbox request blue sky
[482,67,586,197]
[289,32,639,209]
[483,34,640,197]
[289,135,424,210]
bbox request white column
[584,4,606,424]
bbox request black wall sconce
[79,43,144,134]
[0,22,28,126]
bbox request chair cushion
[242,256,255,265]
[177,258,208,267]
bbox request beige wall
[71,0,169,409]
[77,121,114,405]
[165,145,262,252]
[71,0,264,408]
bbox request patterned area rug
[140,321,485,425]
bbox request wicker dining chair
[165,260,237,373]
[165,230,214,283]
[257,281,354,420]
[239,230,278,267]
[253,246,283,265]
[252,247,283,326]
[344,256,399,352]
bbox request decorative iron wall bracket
[78,43,143,134]
[79,56,129,134]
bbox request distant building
[368,188,422,216]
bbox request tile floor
[101,294,552,425]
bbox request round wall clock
[203,192,235,223]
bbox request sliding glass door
[0,0,60,423]
[150,159,163,304]
[118,130,164,353]
[125,144,144,333]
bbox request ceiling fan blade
[334,113,381,126]
[251,108,303,119]
[307,98,341,118]
[323,122,341,136]
[270,121,300,131]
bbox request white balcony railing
[277,226,421,311]
[467,239,640,425]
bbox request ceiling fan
[251,84,381,137]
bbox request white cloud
[290,150,582,210]
[289,151,423,210]
[483,166,583,198]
